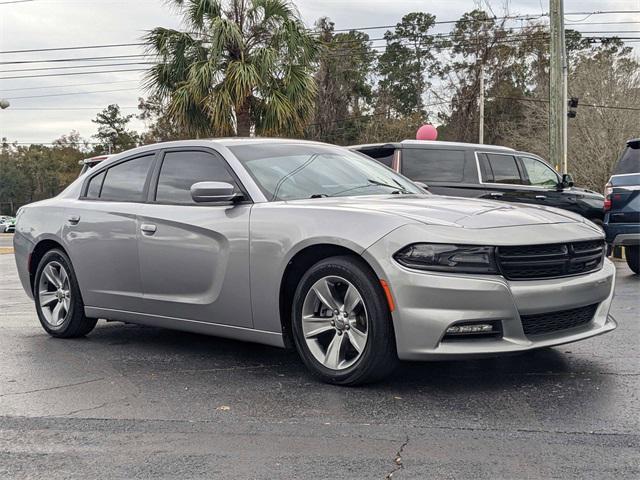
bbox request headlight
[393,243,498,274]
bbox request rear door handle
[67,215,80,225]
[140,223,157,235]
[489,192,503,197]
[535,195,547,200]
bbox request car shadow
[75,321,607,395]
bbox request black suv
[604,138,640,274]
[352,140,604,223]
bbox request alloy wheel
[301,275,369,370]
[38,261,71,327]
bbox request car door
[137,148,253,328]
[477,152,532,203]
[517,155,571,209]
[64,153,157,312]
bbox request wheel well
[29,239,66,292]
[279,244,369,349]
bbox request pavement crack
[0,378,104,398]
[385,435,409,479]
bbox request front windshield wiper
[366,178,411,194]
[329,179,411,197]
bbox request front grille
[496,240,605,280]
[520,304,598,336]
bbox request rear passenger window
[100,155,154,202]
[402,149,466,182]
[484,154,522,184]
[155,151,238,204]
[85,171,105,199]
[358,148,395,167]
[614,144,640,175]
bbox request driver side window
[155,151,239,204]
[519,157,559,188]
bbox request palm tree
[144,0,319,137]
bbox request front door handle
[535,195,547,200]
[140,223,157,235]
[67,215,80,225]
[489,192,503,197]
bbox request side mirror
[560,173,574,189]
[190,181,239,203]
[414,181,430,192]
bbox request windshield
[229,143,423,201]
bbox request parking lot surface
[0,246,638,479]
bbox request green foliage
[0,133,88,215]
[91,104,140,154]
[306,18,376,145]
[376,12,438,118]
[144,0,319,137]
[2,7,638,213]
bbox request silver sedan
[13,139,616,384]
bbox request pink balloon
[416,124,438,141]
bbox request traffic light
[568,97,578,118]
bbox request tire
[291,255,398,385]
[34,249,97,338]
[626,246,640,275]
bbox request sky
[0,0,638,145]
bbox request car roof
[350,140,515,152]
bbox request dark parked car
[352,140,604,224]
[604,138,640,274]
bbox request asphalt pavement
[0,242,638,479]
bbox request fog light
[446,323,495,335]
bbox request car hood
[287,194,585,229]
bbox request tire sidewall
[34,249,82,336]
[291,256,394,384]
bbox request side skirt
[84,307,286,348]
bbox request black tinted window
[358,147,395,167]
[402,149,465,182]
[85,171,105,198]
[614,144,640,175]
[100,155,154,201]
[485,154,522,184]
[156,151,237,204]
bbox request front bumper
[363,225,616,361]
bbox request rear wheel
[34,249,97,338]
[291,256,398,385]
[626,246,639,274]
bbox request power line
[0,79,139,92]
[0,68,147,80]
[8,106,138,110]
[5,87,140,100]
[494,96,640,111]
[0,54,148,65]
[0,61,154,73]
[0,43,144,55]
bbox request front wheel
[291,256,398,385]
[34,249,97,338]
[626,246,639,274]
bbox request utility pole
[561,21,569,174]
[549,0,566,172]
[479,66,485,144]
